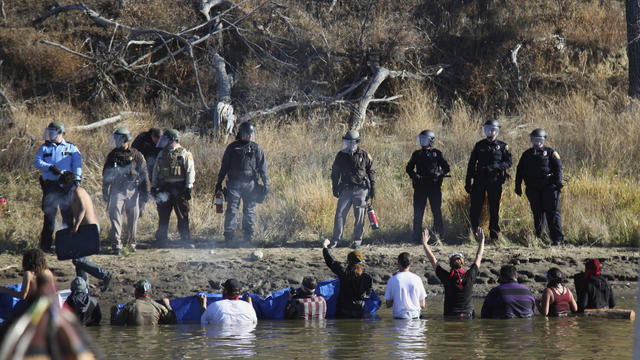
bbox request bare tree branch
[199,0,234,21]
[33,3,135,31]
[40,40,93,60]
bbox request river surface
[87,295,636,359]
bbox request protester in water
[422,228,485,318]
[59,172,112,291]
[384,252,427,319]
[480,264,535,319]
[199,278,257,325]
[0,272,102,359]
[322,239,373,318]
[0,249,54,316]
[111,279,177,326]
[285,276,327,319]
[64,277,102,326]
[574,258,615,312]
[539,267,577,317]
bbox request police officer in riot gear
[330,130,376,249]
[103,128,150,254]
[151,129,195,246]
[406,130,450,242]
[34,121,82,252]
[465,119,512,242]
[215,122,269,244]
[515,128,564,245]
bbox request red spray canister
[0,195,6,214]
[367,205,379,230]
[215,191,224,214]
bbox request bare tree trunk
[209,47,235,137]
[627,0,640,98]
[349,61,390,130]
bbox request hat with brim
[223,278,241,293]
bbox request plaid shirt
[286,295,327,319]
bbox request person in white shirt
[199,278,257,325]
[384,252,427,319]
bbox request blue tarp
[0,283,22,323]
[5,279,382,323]
[167,278,381,323]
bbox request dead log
[199,0,234,21]
[349,63,389,130]
[72,111,144,131]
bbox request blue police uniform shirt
[34,140,82,181]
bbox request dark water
[87,296,636,359]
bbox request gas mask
[530,136,545,149]
[483,125,499,139]
[417,134,435,147]
[43,128,62,142]
[342,139,358,153]
[108,134,128,148]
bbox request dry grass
[1,84,638,250]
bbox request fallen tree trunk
[72,111,144,131]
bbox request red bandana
[449,268,466,290]
[584,258,602,280]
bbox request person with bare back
[59,172,112,292]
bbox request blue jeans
[73,257,109,283]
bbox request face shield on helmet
[108,134,128,148]
[156,135,170,148]
[42,127,62,142]
[342,139,358,153]
[240,129,256,142]
[417,134,435,147]
[483,125,499,139]
[530,136,545,149]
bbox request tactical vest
[415,149,441,178]
[158,147,186,183]
[228,141,257,181]
[107,149,138,184]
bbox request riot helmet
[108,128,132,148]
[43,121,65,142]
[417,129,435,147]
[156,129,180,148]
[529,128,547,149]
[483,119,500,139]
[342,130,360,153]
[236,122,255,141]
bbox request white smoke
[154,192,169,203]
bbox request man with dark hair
[111,279,176,326]
[131,128,162,217]
[384,252,427,319]
[59,172,112,292]
[480,264,535,319]
[285,276,327,319]
[34,121,82,252]
[199,278,257,325]
[422,228,485,318]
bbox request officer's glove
[151,187,159,197]
[369,185,375,200]
[214,183,222,194]
[464,184,473,194]
[185,188,192,201]
[515,186,522,197]
[332,187,341,198]
[412,174,422,186]
[49,165,62,176]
